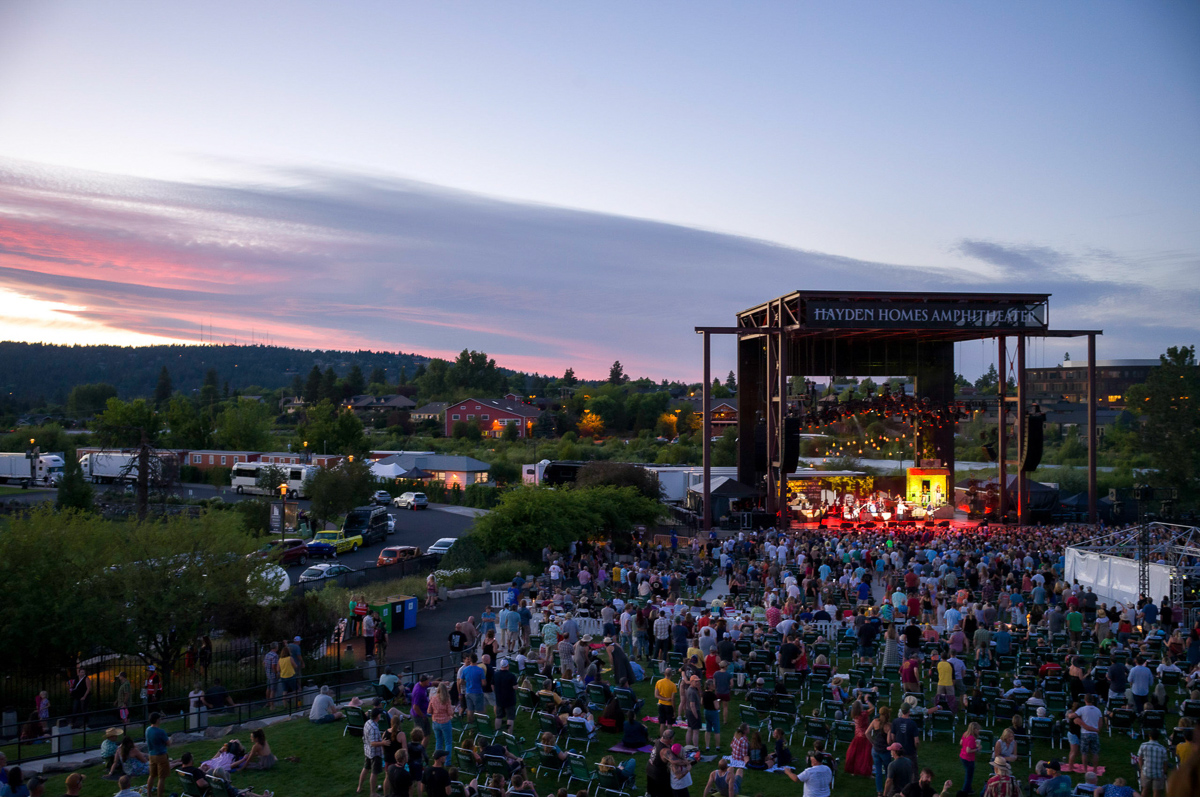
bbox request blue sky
[0,2,1196,380]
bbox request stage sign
[806,299,1047,330]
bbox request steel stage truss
[696,291,1103,531]
[1067,522,1200,612]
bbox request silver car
[427,537,457,556]
[393,491,429,510]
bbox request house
[373,452,492,486]
[344,394,417,416]
[444,397,542,438]
[279,396,305,414]
[681,397,739,430]
[412,402,449,422]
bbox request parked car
[306,529,363,558]
[393,491,429,510]
[427,537,457,556]
[377,545,422,567]
[372,490,392,506]
[251,538,310,567]
[297,562,354,584]
[386,514,396,534]
[343,505,390,545]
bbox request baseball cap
[888,743,904,752]
[293,636,302,642]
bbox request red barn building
[445,397,541,438]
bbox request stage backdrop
[1064,547,1173,607]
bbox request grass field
[35,667,1165,797]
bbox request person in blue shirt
[994,625,1012,656]
[458,654,487,722]
[1142,600,1158,628]
[144,711,172,797]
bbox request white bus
[230,462,317,498]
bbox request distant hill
[0,342,431,406]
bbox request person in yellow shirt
[936,657,955,704]
[655,669,678,730]
[1177,727,1198,763]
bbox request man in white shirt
[309,685,344,723]
[783,750,833,797]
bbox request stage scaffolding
[1066,522,1200,617]
[696,291,1103,531]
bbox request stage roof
[712,290,1101,343]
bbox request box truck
[0,452,65,487]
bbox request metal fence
[1,649,464,765]
[0,636,346,733]
[293,554,442,595]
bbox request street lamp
[303,440,308,463]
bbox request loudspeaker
[1020,414,1045,472]
[753,422,767,472]
[782,417,801,474]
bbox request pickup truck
[306,529,363,558]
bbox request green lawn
[46,675,1160,797]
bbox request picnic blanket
[608,744,654,754]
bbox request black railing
[1,650,464,765]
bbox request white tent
[370,461,408,479]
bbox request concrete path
[431,504,489,518]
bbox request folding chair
[454,747,479,779]
[566,753,597,795]
[538,712,562,743]
[1029,716,1057,749]
[597,769,633,797]
[739,704,769,735]
[928,710,956,742]
[830,719,856,751]
[564,718,595,752]
[175,770,207,797]
[1109,708,1137,738]
[802,716,829,746]
[536,744,566,781]
[342,705,366,737]
[474,715,495,745]
[516,687,538,716]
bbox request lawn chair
[483,753,514,779]
[538,693,563,715]
[928,710,956,742]
[739,704,769,735]
[175,770,207,797]
[343,705,366,737]
[614,687,639,713]
[870,678,893,702]
[1044,691,1068,714]
[516,687,538,716]
[586,684,609,711]
[375,683,395,708]
[454,746,479,779]
[564,718,595,752]
[749,691,773,713]
[1181,700,1200,723]
[774,693,799,716]
[1015,734,1032,766]
[783,672,805,694]
[802,716,829,746]
[474,715,495,745]
[821,700,843,719]
[830,719,856,751]
[975,728,994,757]
[768,710,797,744]
[536,744,566,780]
[597,768,633,797]
[1029,716,1057,749]
[1140,710,1165,737]
[499,731,537,765]
[559,680,579,700]
[566,753,597,795]
[449,781,468,797]
[537,712,562,742]
[1109,708,1137,738]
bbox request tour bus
[230,462,317,498]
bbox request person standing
[142,666,162,706]
[1075,694,1104,774]
[980,756,1020,797]
[655,668,678,731]
[890,704,921,775]
[113,672,132,726]
[1129,657,1155,714]
[493,659,518,735]
[144,712,170,797]
[263,642,280,709]
[410,674,432,737]
[288,636,303,675]
[428,682,454,757]
[1137,728,1169,797]
[884,743,914,797]
[68,667,91,728]
[783,750,834,797]
[959,722,981,794]
[358,708,387,796]
[363,611,377,659]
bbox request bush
[441,534,487,570]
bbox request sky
[0,1,1196,381]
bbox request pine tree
[304,366,322,402]
[562,368,577,387]
[320,367,340,403]
[154,366,173,407]
[369,367,386,386]
[56,449,93,512]
[724,370,737,392]
[344,364,366,397]
[608,361,626,385]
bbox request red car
[377,546,422,567]
[253,538,311,567]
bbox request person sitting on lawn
[109,735,150,778]
[179,751,274,797]
[701,759,742,797]
[621,710,650,749]
[507,772,539,797]
[201,740,246,781]
[309,685,345,724]
[233,729,276,771]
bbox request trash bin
[401,596,417,629]
[369,602,394,634]
[51,719,74,754]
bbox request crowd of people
[363,522,1200,797]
